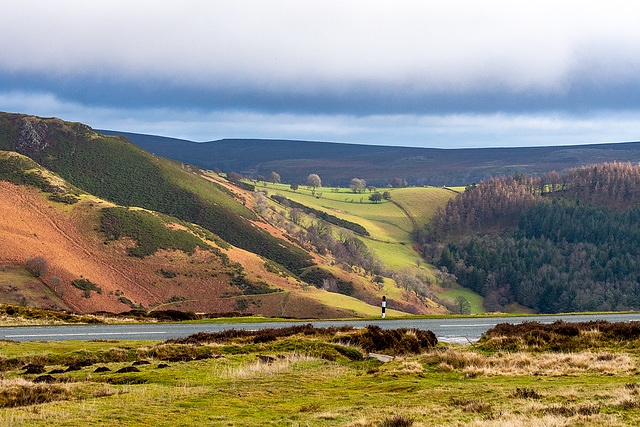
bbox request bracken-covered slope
[0,151,424,317]
[0,112,313,275]
[0,113,443,317]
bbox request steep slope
[0,113,312,275]
[0,116,443,316]
[0,154,418,317]
[420,162,640,313]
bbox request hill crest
[98,129,640,187]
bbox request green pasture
[363,239,422,269]
[260,183,459,269]
[272,186,412,240]
[302,287,405,318]
[439,287,485,314]
[390,187,458,227]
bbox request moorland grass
[1,322,640,425]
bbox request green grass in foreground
[1,325,640,425]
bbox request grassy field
[256,182,469,311]
[390,187,459,228]
[259,183,456,268]
[438,287,486,315]
[0,267,68,312]
[1,324,640,426]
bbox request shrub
[71,279,102,297]
[478,320,640,352]
[0,381,73,408]
[100,207,211,257]
[340,325,438,355]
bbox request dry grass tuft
[511,388,542,399]
[0,378,72,408]
[299,403,321,412]
[316,412,340,420]
[393,360,423,374]
[223,354,317,379]
[461,413,615,426]
[450,397,492,414]
[377,414,414,426]
[543,404,600,417]
[423,348,635,377]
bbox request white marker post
[381,295,386,319]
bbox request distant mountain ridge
[98,130,640,186]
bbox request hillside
[0,113,445,317]
[99,130,640,187]
[0,113,312,275]
[418,162,640,313]
[0,152,430,316]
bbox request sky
[2,1,640,148]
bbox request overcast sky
[2,1,640,148]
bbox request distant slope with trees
[417,162,640,313]
[99,129,640,187]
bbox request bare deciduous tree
[26,256,48,278]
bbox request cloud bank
[1,1,640,147]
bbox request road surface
[2,312,639,343]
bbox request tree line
[417,162,640,313]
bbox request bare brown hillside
[0,181,297,314]
[0,181,430,317]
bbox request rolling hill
[99,130,640,187]
[0,113,445,317]
[419,162,640,313]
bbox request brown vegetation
[479,320,640,351]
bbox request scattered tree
[306,174,322,195]
[350,178,366,193]
[268,171,281,184]
[227,171,243,182]
[369,192,383,203]
[26,256,48,278]
[372,275,385,289]
[392,177,404,188]
[455,295,471,315]
[382,191,392,200]
[289,208,303,225]
[290,183,299,191]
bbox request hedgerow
[271,194,369,236]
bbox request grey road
[2,312,640,343]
